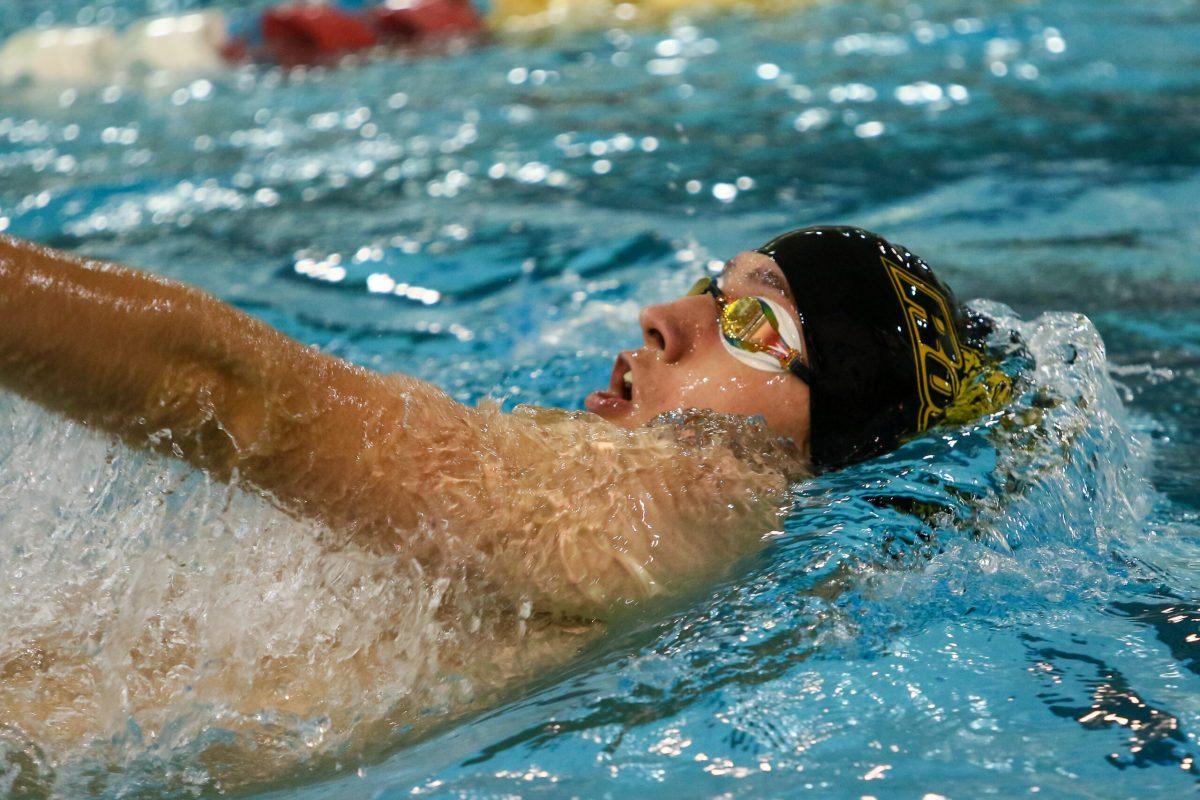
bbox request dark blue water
[1,0,1198,797]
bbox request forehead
[722,250,791,298]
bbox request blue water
[1,0,1198,797]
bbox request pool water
[1,0,1198,797]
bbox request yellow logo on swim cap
[883,257,1012,431]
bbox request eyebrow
[751,266,787,292]
[721,262,788,294]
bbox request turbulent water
[1,0,1198,797]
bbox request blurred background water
[0,0,1198,797]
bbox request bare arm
[0,235,478,542]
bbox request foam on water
[0,394,604,795]
[0,402,441,792]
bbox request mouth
[584,351,635,415]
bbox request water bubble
[793,108,831,131]
[655,39,682,57]
[756,63,781,80]
[712,182,737,202]
[189,79,212,100]
[855,121,886,138]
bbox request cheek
[633,362,808,442]
[660,356,789,414]
[722,374,797,417]
[718,373,810,444]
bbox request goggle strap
[788,357,815,387]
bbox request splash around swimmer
[0,225,1013,788]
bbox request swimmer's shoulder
[464,403,803,617]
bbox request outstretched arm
[0,234,477,542]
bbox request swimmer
[0,227,1008,777]
[0,227,1009,607]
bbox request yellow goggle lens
[688,276,716,296]
[721,296,777,350]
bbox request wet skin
[585,250,812,454]
[0,234,806,785]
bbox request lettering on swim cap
[883,255,966,430]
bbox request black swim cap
[756,225,1010,470]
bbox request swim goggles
[688,276,814,386]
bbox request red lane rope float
[250,2,485,67]
[260,4,380,68]
[369,0,484,43]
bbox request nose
[638,295,708,363]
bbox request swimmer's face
[586,251,812,451]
